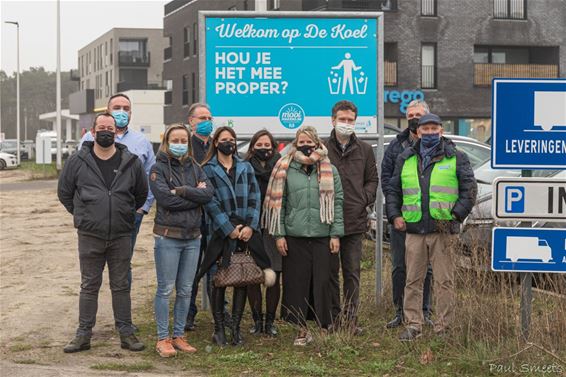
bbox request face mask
[297,145,314,157]
[254,148,273,161]
[112,110,129,129]
[217,141,236,156]
[95,130,115,148]
[335,122,355,137]
[196,120,213,137]
[169,143,188,158]
[420,133,441,149]
[408,118,419,134]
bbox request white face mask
[335,122,355,137]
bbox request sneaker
[424,314,434,327]
[398,327,422,342]
[63,336,91,353]
[156,338,177,358]
[172,336,197,353]
[293,330,313,346]
[386,314,403,329]
[120,333,145,352]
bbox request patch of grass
[9,343,33,352]
[90,361,154,372]
[126,239,565,377]
[20,161,59,180]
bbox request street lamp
[4,21,20,166]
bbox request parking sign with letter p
[505,186,525,213]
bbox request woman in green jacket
[263,125,344,346]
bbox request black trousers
[281,236,337,328]
[76,234,134,337]
[330,233,363,323]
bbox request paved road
[0,179,58,192]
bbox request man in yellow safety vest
[386,113,477,341]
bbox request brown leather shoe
[172,336,197,353]
[156,338,177,358]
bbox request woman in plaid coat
[201,126,273,347]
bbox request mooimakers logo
[278,103,305,129]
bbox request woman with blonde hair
[263,125,344,346]
[149,124,214,357]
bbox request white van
[506,236,553,263]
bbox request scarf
[249,152,281,185]
[262,145,335,235]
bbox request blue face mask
[420,133,441,149]
[196,120,213,137]
[169,143,188,157]
[112,110,129,129]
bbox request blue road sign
[491,227,566,273]
[203,15,379,135]
[491,79,566,169]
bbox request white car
[0,152,18,170]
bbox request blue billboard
[491,79,566,169]
[203,14,379,135]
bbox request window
[184,27,190,58]
[191,72,196,103]
[494,0,526,19]
[164,36,172,61]
[182,75,189,106]
[421,43,436,89]
[474,46,530,64]
[164,79,173,105]
[193,23,198,55]
[421,0,436,16]
[384,43,397,87]
[268,0,281,9]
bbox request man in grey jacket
[58,112,148,353]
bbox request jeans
[390,226,433,316]
[154,236,201,339]
[76,234,133,337]
[128,211,144,288]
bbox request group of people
[57,93,476,356]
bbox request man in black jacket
[386,114,477,341]
[326,100,379,333]
[381,100,434,329]
[58,112,148,353]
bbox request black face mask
[254,148,273,161]
[95,130,115,148]
[297,145,314,157]
[408,118,419,134]
[217,141,236,156]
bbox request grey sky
[1,0,167,75]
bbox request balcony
[118,51,150,67]
[474,63,559,86]
[117,81,164,92]
[384,61,397,87]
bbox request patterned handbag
[214,249,264,288]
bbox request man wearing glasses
[185,102,215,331]
[187,103,214,164]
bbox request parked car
[458,161,565,256]
[0,139,28,160]
[367,135,492,241]
[236,124,401,156]
[0,152,18,170]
